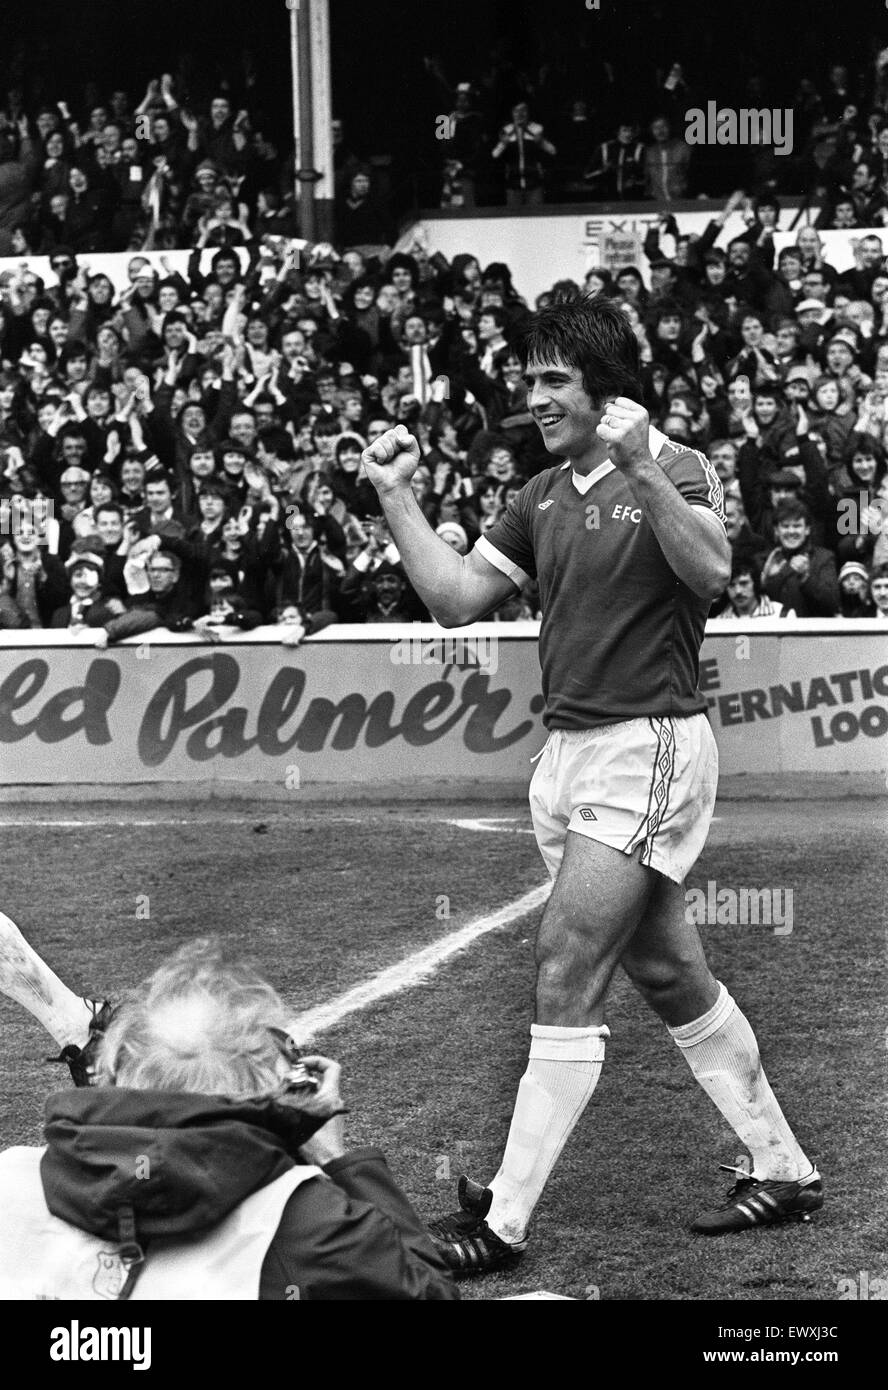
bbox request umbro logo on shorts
[578,807,597,821]
[538,499,555,510]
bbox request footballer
[361,296,821,1277]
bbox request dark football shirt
[476,427,726,730]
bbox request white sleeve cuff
[475,535,530,588]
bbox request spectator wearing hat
[435,520,469,555]
[760,497,840,616]
[115,262,161,357]
[50,546,123,629]
[837,559,876,616]
[782,363,813,417]
[794,299,833,363]
[822,327,868,384]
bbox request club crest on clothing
[93,1249,129,1300]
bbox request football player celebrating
[361,297,821,1277]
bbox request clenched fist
[362,425,422,496]
[595,397,652,473]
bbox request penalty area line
[288,881,550,1041]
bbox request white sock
[486,1023,609,1245]
[669,982,812,1182]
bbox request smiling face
[89,475,113,507]
[851,450,878,483]
[14,519,40,557]
[488,448,516,482]
[776,514,810,551]
[872,575,888,612]
[525,352,605,460]
[337,446,361,475]
[120,459,144,491]
[95,507,123,547]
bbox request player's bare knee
[536,931,610,1016]
[621,952,683,1002]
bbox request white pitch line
[288,881,550,1041]
[442,817,534,834]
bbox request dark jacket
[36,1088,458,1301]
[760,543,839,617]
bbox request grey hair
[95,938,293,1101]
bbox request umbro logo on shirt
[538,499,555,510]
[578,807,597,821]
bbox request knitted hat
[436,521,469,551]
[65,548,104,578]
[838,560,870,584]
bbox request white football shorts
[529,713,719,885]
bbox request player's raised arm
[361,426,517,626]
[597,398,731,601]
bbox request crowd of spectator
[0,147,887,635]
[6,54,888,255]
[430,51,888,213]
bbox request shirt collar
[564,425,668,492]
